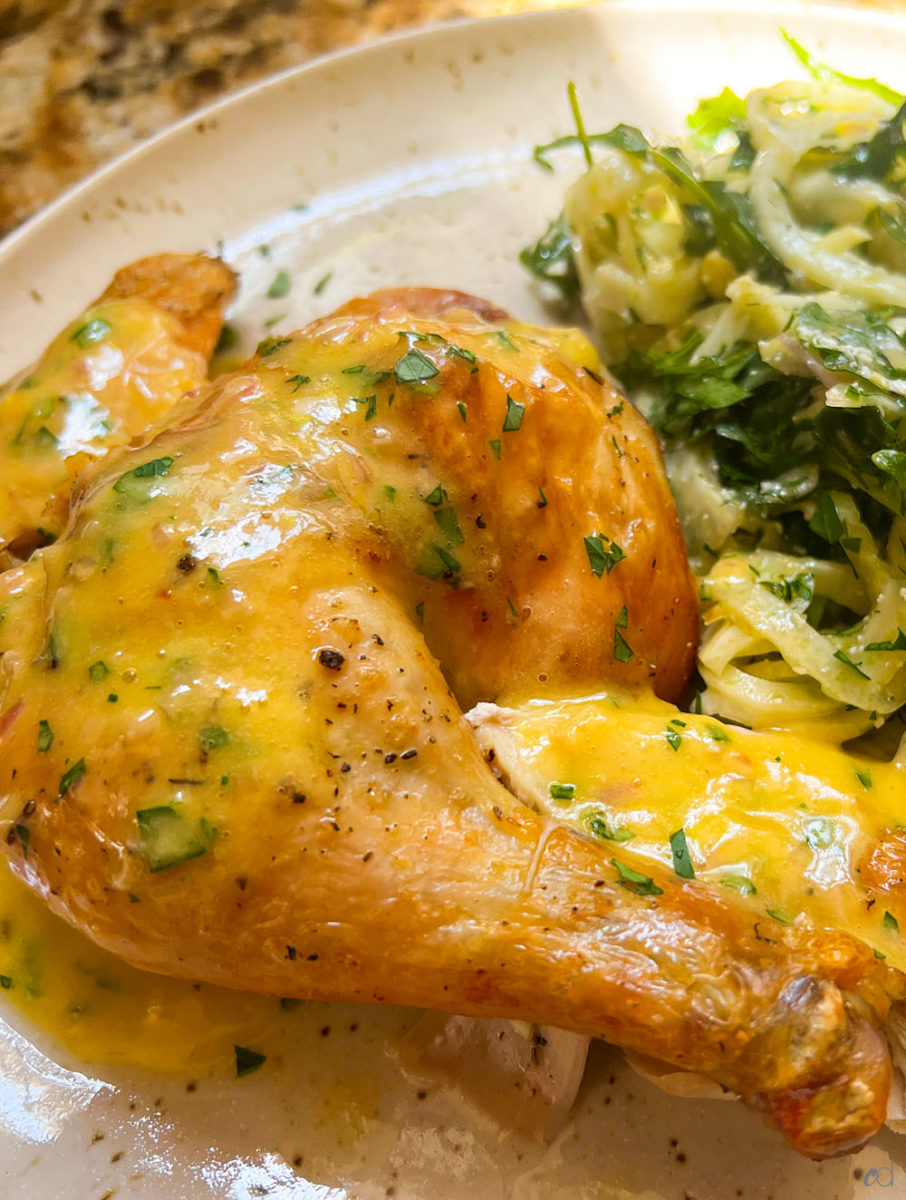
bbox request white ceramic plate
[3,3,906,1197]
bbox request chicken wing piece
[0,253,236,563]
[0,288,891,1159]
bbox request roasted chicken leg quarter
[0,285,897,1159]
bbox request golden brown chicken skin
[1,288,894,1159]
[0,253,235,563]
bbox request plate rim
[2,0,906,269]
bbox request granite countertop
[0,0,581,237]
[0,0,897,237]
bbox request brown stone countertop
[0,0,898,237]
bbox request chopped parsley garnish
[584,534,625,577]
[502,396,525,432]
[59,758,86,797]
[589,814,633,842]
[267,270,291,299]
[549,781,576,801]
[137,806,216,873]
[395,348,439,385]
[884,910,900,933]
[856,768,872,789]
[424,485,444,506]
[72,317,111,348]
[89,661,110,683]
[0,975,11,989]
[113,456,174,495]
[489,439,502,460]
[721,875,757,895]
[669,828,695,879]
[287,374,311,392]
[766,908,794,925]
[200,725,230,754]
[256,336,291,357]
[665,726,683,751]
[613,628,634,663]
[313,271,332,295]
[434,506,464,546]
[495,330,519,351]
[457,401,468,422]
[207,567,223,588]
[234,1044,267,1077]
[611,858,663,896]
[37,719,53,753]
[536,485,547,508]
[707,724,731,742]
[353,393,377,421]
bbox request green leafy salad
[523,39,906,745]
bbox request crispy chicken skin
[0,287,896,1158]
[0,253,236,563]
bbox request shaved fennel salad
[524,40,906,747]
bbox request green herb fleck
[589,814,634,842]
[721,875,756,895]
[234,1044,267,1077]
[856,768,872,789]
[395,348,439,385]
[256,336,291,357]
[424,484,444,506]
[865,629,906,652]
[89,661,109,683]
[353,394,377,421]
[666,727,682,752]
[267,270,291,299]
[669,828,695,879]
[287,374,311,392]
[612,858,663,896]
[37,719,53,753]
[489,439,502,460]
[434,506,464,545]
[200,725,230,754]
[72,318,111,348]
[613,628,634,663]
[767,908,794,925]
[137,806,216,873]
[549,782,576,801]
[584,534,625,577]
[113,456,174,495]
[59,758,87,797]
[457,401,468,422]
[884,910,900,933]
[313,271,332,296]
[502,395,525,432]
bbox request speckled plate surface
[3,3,906,1197]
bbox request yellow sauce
[480,687,906,971]
[0,857,285,1072]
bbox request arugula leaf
[519,214,579,301]
[686,87,748,156]
[833,98,906,182]
[781,30,902,106]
